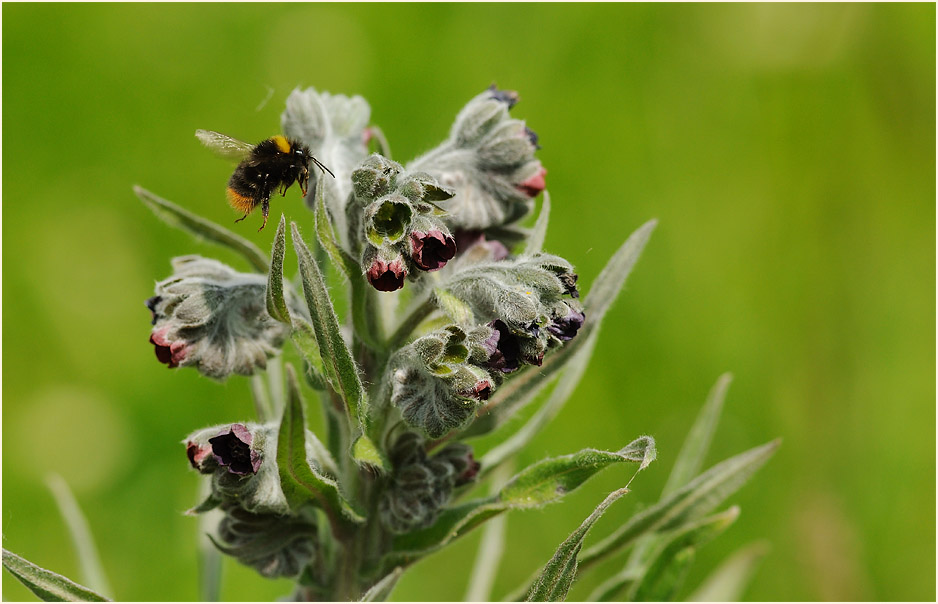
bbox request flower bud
[147,256,298,380]
[408,86,546,234]
[363,245,407,292]
[214,503,318,579]
[379,433,478,534]
[209,424,262,476]
[351,154,404,204]
[547,303,586,342]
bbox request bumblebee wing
[195,129,255,161]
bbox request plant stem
[386,295,436,351]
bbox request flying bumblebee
[196,129,335,231]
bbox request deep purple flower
[488,84,519,108]
[145,296,162,325]
[367,256,407,292]
[484,320,522,374]
[410,230,457,271]
[548,307,586,342]
[209,424,262,476]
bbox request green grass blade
[685,541,769,602]
[133,185,269,273]
[292,221,366,429]
[2,548,109,602]
[526,488,630,602]
[45,475,112,599]
[662,373,733,497]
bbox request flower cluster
[379,432,479,534]
[350,154,458,291]
[147,256,304,379]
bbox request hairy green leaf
[386,438,654,567]
[277,364,365,536]
[579,440,779,571]
[629,506,740,602]
[290,319,328,389]
[2,548,109,602]
[584,218,657,323]
[526,488,630,602]
[292,221,366,428]
[134,185,269,273]
[266,215,291,324]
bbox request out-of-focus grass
[2,3,933,601]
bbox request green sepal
[524,488,630,602]
[184,491,223,516]
[2,548,109,602]
[276,364,365,537]
[352,434,390,473]
[134,185,269,273]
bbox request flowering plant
[3,86,777,602]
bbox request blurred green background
[2,3,934,601]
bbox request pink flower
[410,230,457,271]
[367,256,407,292]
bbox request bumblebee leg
[234,214,249,223]
[258,198,270,232]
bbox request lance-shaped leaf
[46,475,112,599]
[277,364,365,536]
[686,541,769,602]
[292,221,366,428]
[290,319,328,390]
[266,215,291,324]
[525,488,630,602]
[360,567,404,602]
[134,185,269,273]
[385,438,655,567]
[312,181,384,349]
[579,439,779,571]
[2,548,109,602]
[461,220,656,438]
[628,506,740,602]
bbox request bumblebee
[196,129,334,231]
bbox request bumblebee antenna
[311,156,335,179]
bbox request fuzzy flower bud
[408,85,546,234]
[214,503,318,579]
[147,256,298,380]
[379,433,479,534]
[389,326,496,437]
[410,229,457,271]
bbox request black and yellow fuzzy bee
[196,129,334,231]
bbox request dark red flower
[367,256,407,292]
[186,441,217,474]
[516,165,547,198]
[460,378,493,401]
[209,424,261,476]
[149,327,188,368]
[410,230,457,271]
